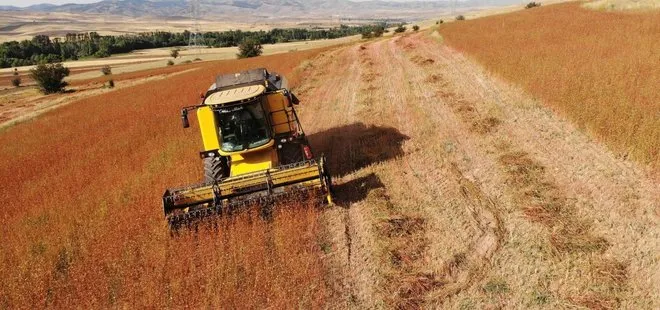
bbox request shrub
[374,29,384,37]
[101,65,112,76]
[413,25,420,32]
[456,15,466,21]
[237,38,263,59]
[108,79,115,88]
[361,31,373,39]
[11,68,21,87]
[167,60,174,66]
[526,2,541,9]
[170,49,180,59]
[11,77,21,87]
[394,25,407,33]
[193,58,202,61]
[29,63,70,94]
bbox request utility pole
[188,0,203,51]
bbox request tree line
[0,24,390,68]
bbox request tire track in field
[295,45,385,308]
[382,36,505,306]
[299,37,507,308]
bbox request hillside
[438,2,660,167]
[0,0,483,20]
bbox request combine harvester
[163,68,333,229]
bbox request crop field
[438,2,660,167]
[0,49,332,307]
[1,3,659,309]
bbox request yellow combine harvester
[163,68,333,228]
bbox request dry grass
[584,0,660,11]
[0,49,332,307]
[0,11,268,43]
[439,2,660,167]
[498,150,611,254]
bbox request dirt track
[296,33,659,308]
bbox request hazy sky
[1,0,482,7]
[2,0,100,6]
[0,0,451,7]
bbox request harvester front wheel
[203,156,229,183]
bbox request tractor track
[295,32,658,308]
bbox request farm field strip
[293,28,658,308]
[0,67,200,130]
[438,2,660,167]
[399,32,658,308]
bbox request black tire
[322,156,334,196]
[203,156,228,183]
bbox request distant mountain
[25,3,59,11]
[0,0,503,21]
[0,5,21,11]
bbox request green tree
[373,26,385,37]
[237,38,263,59]
[170,48,180,59]
[394,25,407,33]
[412,25,420,31]
[30,63,70,94]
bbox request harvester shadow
[333,173,385,206]
[307,122,409,178]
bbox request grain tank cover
[204,85,266,106]
[212,68,285,93]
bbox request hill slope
[439,2,660,166]
[1,0,518,20]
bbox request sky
[1,0,480,7]
[3,0,100,6]
[0,0,449,7]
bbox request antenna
[188,0,203,49]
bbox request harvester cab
[163,68,333,229]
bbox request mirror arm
[180,104,205,129]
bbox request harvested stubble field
[1,3,659,309]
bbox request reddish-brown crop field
[0,49,330,308]
[439,2,660,167]
[67,62,204,87]
[3,5,659,308]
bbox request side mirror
[290,92,300,105]
[181,110,190,128]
